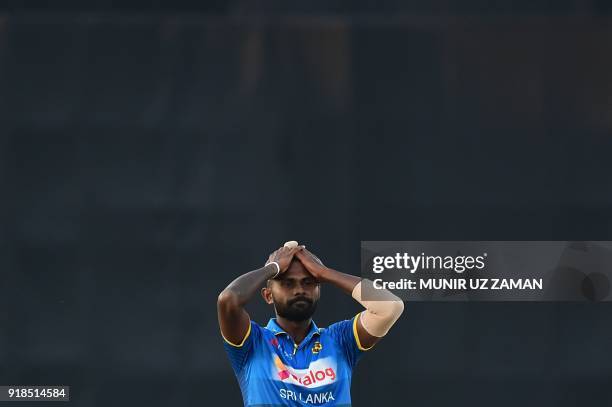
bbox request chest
[266,335,330,367]
[250,334,345,387]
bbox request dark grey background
[1,1,611,406]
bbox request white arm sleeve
[351,279,404,337]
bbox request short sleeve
[326,312,371,368]
[222,320,261,374]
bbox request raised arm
[217,246,302,345]
[295,248,404,350]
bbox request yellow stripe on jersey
[222,322,252,347]
[352,312,374,351]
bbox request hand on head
[266,241,327,280]
[266,245,304,276]
[294,248,327,280]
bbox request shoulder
[323,313,372,351]
[321,315,358,342]
[222,321,269,375]
[222,320,266,349]
[248,320,268,341]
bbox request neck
[275,316,312,345]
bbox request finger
[289,247,302,256]
[303,248,323,265]
[277,247,292,258]
[306,250,320,262]
[301,247,314,257]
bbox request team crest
[312,341,323,354]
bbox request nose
[293,282,309,296]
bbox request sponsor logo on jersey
[273,356,337,388]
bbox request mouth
[291,298,312,306]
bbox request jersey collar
[266,318,321,341]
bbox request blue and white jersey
[222,314,370,406]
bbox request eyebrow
[279,276,315,282]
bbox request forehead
[279,259,312,280]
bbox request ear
[261,286,274,304]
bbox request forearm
[320,268,403,322]
[321,268,403,341]
[319,267,361,295]
[219,263,278,306]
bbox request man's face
[266,259,320,322]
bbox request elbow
[391,300,404,320]
[360,300,404,337]
[380,300,404,322]
[365,299,404,321]
[217,289,240,311]
[383,300,405,331]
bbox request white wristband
[266,261,280,278]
